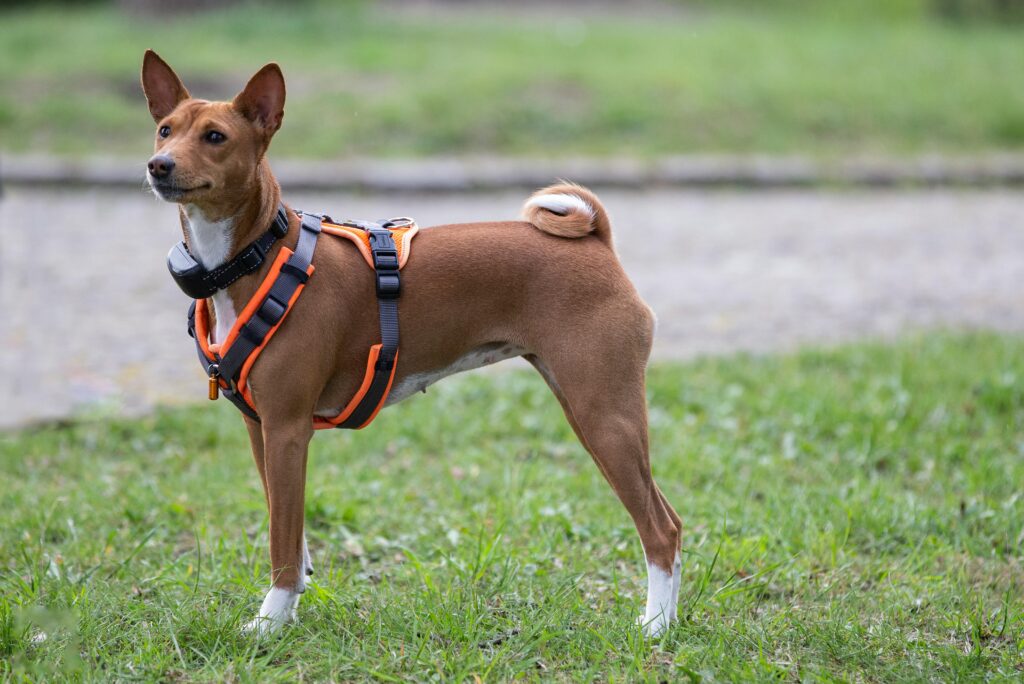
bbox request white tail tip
[524,192,595,220]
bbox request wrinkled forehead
[163,100,241,130]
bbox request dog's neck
[177,158,281,269]
[181,206,234,269]
[177,158,282,343]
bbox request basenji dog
[141,50,682,637]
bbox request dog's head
[141,50,285,212]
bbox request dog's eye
[204,130,227,144]
[158,126,171,138]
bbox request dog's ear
[232,63,286,138]
[141,50,190,122]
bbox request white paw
[640,558,675,637]
[638,611,671,638]
[242,586,300,638]
[242,615,286,638]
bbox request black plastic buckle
[239,324,264,345]
[256,294,288,326]
[376,272,401,299]
[372,249,399,270]
[240,242,266,270]
[270,209,290,238]
[280,261,310,283]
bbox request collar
[167,204,291,299]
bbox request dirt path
[2,187,1022,428]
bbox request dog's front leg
[243,417,313,637]
[245,417,315,579]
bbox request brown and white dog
[141,50,682,637]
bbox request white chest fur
[184,205,237,344]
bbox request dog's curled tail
[522,182,613,249]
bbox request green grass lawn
[1,1,1022,159]
[1,333,1022,681]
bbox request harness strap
[217,213,322,406]
[335,226,401,429]
[187,211,321,422]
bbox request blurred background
[1,0,1023,427]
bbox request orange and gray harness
[172,206,418,429]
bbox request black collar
[167,204,291,299]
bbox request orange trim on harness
[320,221,418,270]
[192,222,417,430]
[311,344,399,430]
[195,246,314,394]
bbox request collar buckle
[270,207,290,238]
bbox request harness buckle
[372,249,399,271]
[239,243,265,270]
[270,208,290,238]
[376,272,401,299]
[256,294,288,326]
[280,261,310,283]
[239,324,263,345]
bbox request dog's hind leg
[656,485,682,621]
[528,342,681,636]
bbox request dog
[141,50,682,637]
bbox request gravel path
[2,187,1022,428]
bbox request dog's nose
[147,154,176,179]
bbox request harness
[173,206,418,430]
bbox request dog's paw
[242,615,286,638]
[637,612,671,638]
[242,587,300,638]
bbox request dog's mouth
[149,178,212,201]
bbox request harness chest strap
[186,211,406,429]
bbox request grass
[0,1,1023,159]
[1,332,1023,681]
